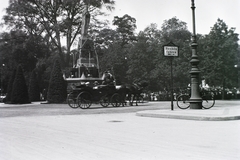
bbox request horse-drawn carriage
[67,83,124,109]
[66,81,148,109]
[65,5,148,108]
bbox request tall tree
[112,14,137,47]
[199,19,239,98]
[140,23,167,91]
[97,14,137,83]
[0,30,49,77]
[149,17,192,91]
[127,31,156,86]
[3,0,115,67]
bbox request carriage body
[67,83,122,109]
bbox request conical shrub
[28,70,40,102]
[11,65,29,104]
[47,60,67,103]
[5,69,16,103]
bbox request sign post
[163,42,179,110]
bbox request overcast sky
[1,0,239,36]
[106,0,240,35]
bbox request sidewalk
[136,108,240,121]
[137,101,240,121]
[0,101,43,108]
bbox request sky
[105,0,240,35]
[0,0,239,36]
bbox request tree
[94,28,119,50]
[161,17,188,37]
[11,65,29,104]
[132,18,192,92]
[0,30,49,88]
[139,24,166,91]
[47,60,67,103]
[112,14,137,47]
[28,70,40,102]
[99,42,128,84]
[105,17,192,92]
[126,31,156,88]
[199,19,239,98]
[97,14,137,83]
[159,17,192,90]
[3,0,115,67]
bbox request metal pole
[189,0,202,109]
[170,57,174,110]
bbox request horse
[125,81,148,106]
[115,85,128,107]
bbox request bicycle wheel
[100,95,110,107]
[77,92,92,109]
[177,95,190,109]
[67,92,79,109]
[202,91,215,109]
[111,93,121,107]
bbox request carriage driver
[102,68,115,86]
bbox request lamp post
[189,0,202,109]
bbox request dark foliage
[11,65,29,104]
[5,69,16,103]
[47,60,67,103]
[28,70,40,102]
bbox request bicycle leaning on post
[176,87,215,109]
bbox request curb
[0,102,45,108]
[136,109,240,121]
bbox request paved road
[0,101,240,160]
[0,101,168,118]
[1,100,239,118]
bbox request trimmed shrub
[11,65,30,104]
[5,69,16,103]
[47,60,67,103]
[28,70,40,101]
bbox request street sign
[164,46,179,57]
[163,41,179,57]
[163,42,179,110]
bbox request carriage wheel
[67,92,79,109]
[111,93,121,107]
[100,95,110,107]
[77,92,92,109]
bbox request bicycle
[176,88,215,109]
